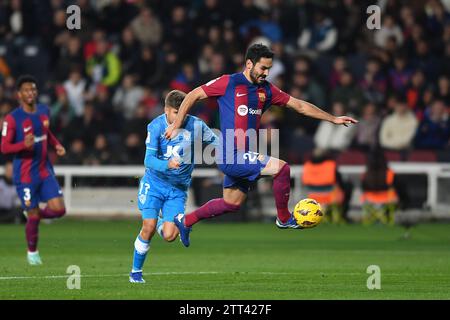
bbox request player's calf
[272,162,292,223]
[184,198,241,227]
[140,219,157,241]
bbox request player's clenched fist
[168,158,181,169]
[24,134,35,148]
[55,144,66,157]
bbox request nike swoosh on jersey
[24,126,32,132]
[236,93,247,97]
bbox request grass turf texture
[0,219,449,299]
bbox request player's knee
[223,200,241,212]
[278,160,287,169]
[27,208,40,217]
[275,161,289,177]
[163,224,178,242]
[54,207,66,217]
[163,232,178,242]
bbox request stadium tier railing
[1,163,450,218]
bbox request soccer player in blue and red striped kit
[165,44,358,246]
[1,75,67,265]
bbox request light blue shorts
[137,174,187,222]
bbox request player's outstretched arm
[164,87,208,139]
[286,96,358,126]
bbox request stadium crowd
[0,0,450,167]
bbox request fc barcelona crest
[258,92,266,102]
[43,120,49,128]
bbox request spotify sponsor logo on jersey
[237,105,261,116]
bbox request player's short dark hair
[165,90,186,110]
[16,75,37,90]
[245,43,274,65]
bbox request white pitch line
[0,271,220,281]
[0,271,449,281]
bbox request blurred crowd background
[0,0,450,167]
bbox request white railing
[1,163,450,217]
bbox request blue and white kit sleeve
[201,121,219,147]
[144,123,168,172]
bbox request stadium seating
[336,150,366,165]
[383,150,403,162]
[407,150,438,162]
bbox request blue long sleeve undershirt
[144,148,168,172]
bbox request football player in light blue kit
[130,90,218,283]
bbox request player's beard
[250,67,265,84]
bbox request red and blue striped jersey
[201,72,290,155]
[1,104,61,185]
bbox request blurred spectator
[353,103,382,151]
[412,39,439,80]
[292,72,326,108]
[197,44,215,75]
[170,63,200,93]
[414,100,450,149]
[65,102,101,148]
[112,74,144,120]
[165,6,196,61]
[329,56,347,90]
[63,68,87,116]
[0,56,11,81]
[359,57,387,105]
[83,29,106,61]
[139,88,162,119]
[120,132,145,164]
[8,0,24,37]
[194,0,226,36]
[405,69,429,117]
[379,97,418,151]
[131,46,163,88]
[51,85,76,134]
[334,0,362,54]
[85,38,121,87]
[130,7,162,47]
[85,134,115,165]
[240,9,283,43]
[298,8,337,53]
[435,75,450,105]
[265,42,285,82]
[314,102,357,152]
[92,84,118,134]
[331,69,366,116]
[222,24,243,59]
[59,138,86,165]
[388,54,412,93]
[53,35,84,82]
[425,0,450,37]
[122,105,150,143]
[374,15,404,48]
[0,161,22,224]
[99,0,138,36]
[118,27,141,76]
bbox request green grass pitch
[0,219,449,299]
